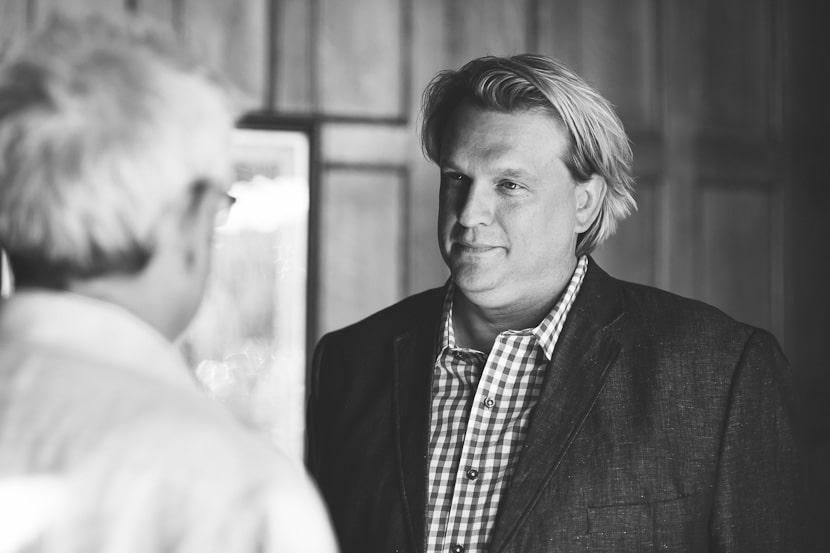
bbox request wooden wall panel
[534,0,581,68]
[592,180,658,286]
[701,0,773,138]
[322,123,409,165]
[408,0,452,294]
[656,1,704,298]
[271,0,314,113]
[582,0,658,130]
[535,0,658,131]
[317,0,405,117]
[700,185,773,330]
[446,0,530,66]
[319,169,404,334]
[177,0,268,110]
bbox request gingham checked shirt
[426,256,588,553]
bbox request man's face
[437,102,583,312]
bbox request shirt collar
[0,290,196,390]
[439,256,589,360]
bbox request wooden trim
[235,112,322,369]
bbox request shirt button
[483,397,495,408]
[466,468,479,480]
[450,545,464,553]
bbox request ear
[178,188,218,269]
[155,187,216,271]
[574,174,606,233]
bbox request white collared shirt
[0,290,336,553]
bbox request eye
[440,172,468,186]
[499,181,520,191]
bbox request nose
[456,181,494,228]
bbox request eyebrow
[495,168,532,180]
[439,161,532,178]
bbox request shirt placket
[443,338,512,553]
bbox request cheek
[437,195,456,229]
[507,201,575,253]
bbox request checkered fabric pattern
[425,256,588,553]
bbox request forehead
[441,102,570,168]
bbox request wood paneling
[592,180,658,286]
[701,0,773,138]
[271,0,314,113]
[446,0,530,65]
[408,0,452,294]
[549,0,659,130]
[700,184,774,330]
[322,123,410,166]
[697,137,780,184]
[535,0,658,130]
[176,0,268,110]
[656,1,704,297]
[319,168,404,334]
[534,0,581,68]
[317,0,406,117]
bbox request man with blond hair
[308,54,799,552]
[0,14,336,553]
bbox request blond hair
[0,14,234,285]
[421,54,636,256]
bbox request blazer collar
[391,284,446,552]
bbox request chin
[452,268,503,301]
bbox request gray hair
[420,54,636,256]
[0,14,234,286]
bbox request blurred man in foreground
[0,14,337,553]
[308,54,799,552]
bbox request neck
[67,267,188,342]
[451,256,581,353]
[451,288,559,353]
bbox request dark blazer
[307,260,799,552]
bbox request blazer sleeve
[306,332,330,480]
[708,328,802,551]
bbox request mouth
[453,242,500,254]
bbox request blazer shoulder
[318,286,445,346]
[612,278,780,355]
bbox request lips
[454,241,500,253]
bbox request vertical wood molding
[270,0,315,113]
[407,0,451,294]
[699,0,775,139]
[656,1,703,297]
[316,0,406,118]
[318,166,406,334]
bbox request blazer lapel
[488,260,625,553]
[391,288,445,553]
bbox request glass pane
[179,128,310,461]
[0,250,12,298]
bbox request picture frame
[180,114,318,461]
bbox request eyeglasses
[191,179,236,228]
[215,192,236,228]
